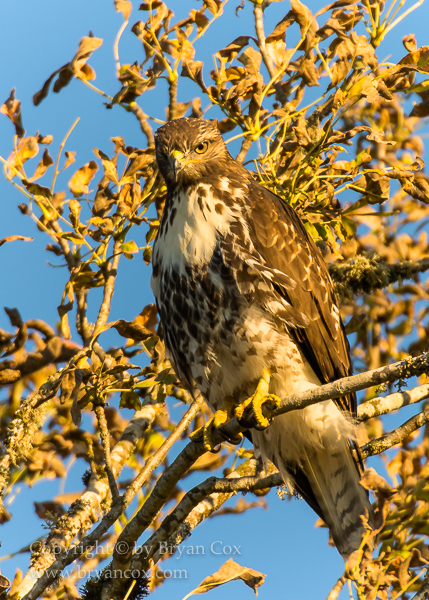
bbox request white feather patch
[153,185,238,277]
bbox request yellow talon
[190,397,242,452]
[235,368,281,429]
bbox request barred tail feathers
[254,401,373,558]
[301,438,372,558]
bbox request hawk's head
[155,118,229,188]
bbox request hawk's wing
[219,178,355,415]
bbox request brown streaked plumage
[151,117,372,557]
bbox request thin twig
[51,118,80,193]
[92,239,122,338]
[114,19,129,78]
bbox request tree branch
[102,355,429,594]
[411,571,429,600]
[102,459,279,599]
[133,469,280,569]
[16,401,160,599]
[360,404,429,459]
[236,138,253,164]
[357,384,429,421]
[20,351,429,599]
[329,255,429,301]
[95,404,119,500]
[20,401,201,600]
[168,77,178,121]
[92,240,122,337]
[253,3,288,105]
[0,337,81,386]
[128,102,155,147]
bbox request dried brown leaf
[218,36,255,61]
[63,151,76,171]
[266,11,295,43]
[38,134,54,145]
[161,32,195,61]
[68,161,99,197]
[410,97,429,118]
[181,60,206,89]
[139,0,164,8]
[6,135,39,175]
[22,180,58,220]
[0,89,25,137]
[29,148,54,181]
[72,35,103,79]
[202,0,222,16]
[290,0,318,50]
[0,575,10,593]
[237,46,262,77]
[360,468,396,497]
[190,8,209,33]
[265,39,290,69]
[115,0,132,19]
[399,46,429,74]
[183,558,266,598]
[403,34,417,53]
[0,235,33,248]
[112,304,158,341]
[362,74,379,104]
[94,148,118,184]
[33,35,102,105]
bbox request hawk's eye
[194,141,209,154]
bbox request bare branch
[357,384,429,421]
[95,404,119,500]
[265,352,429,424]
[92,239,121,337]
[128,102,155,147]
[26,320,55,340]
[134,467,281,569]
[236,138,253,164]
[168,77,178,121]
[103,459,279,598]
[326,574,347,600]
[360,405,429,460]
[0,337,81,387]
[253,3,288,105]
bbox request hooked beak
[169,149,185,182]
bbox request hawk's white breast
[151,181,242,296]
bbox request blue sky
[1,1,429,599]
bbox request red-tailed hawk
[151,117,372,557]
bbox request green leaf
[60,232,85,244]
[119,390,142,410]
[341,216,357,238]
[143,246,152,265]
[121,240,139,254]
[303,220,321,241]
[135,378,157,388]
